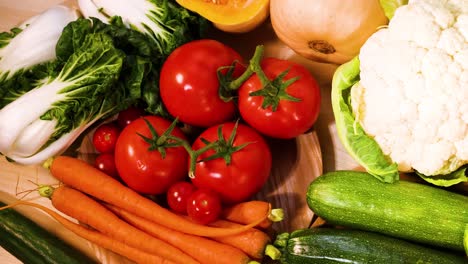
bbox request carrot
[221,200,284,229]
[106,204,258,264]
[48,156,268,237]
[49,185,199,264]
[208,220,272,260]
[0,201,175,264]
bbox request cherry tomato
[238,58,321,139]
[92,122,120,153]
[114,115,189,195]
[190,122,272,204]
[94,153,119,179]
[186,189,222,225]
[166,181,196,214]
[159,39,245,127]
[117,106,146,129]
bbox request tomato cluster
[160,39,321,139]
[91,39,321,224]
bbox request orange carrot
[222,200,284,229]
[0,201,175,264]
[49,185,199,264]
[106,204,256,264]
[208,220,272,260]
[48,156,268,237]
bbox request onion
[270,0,388,65]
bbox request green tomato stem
[226,45,268,90]
[171,136,217,179]
[221,44,301,111]
[168,121,247,179]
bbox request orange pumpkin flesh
[176,0,269,33]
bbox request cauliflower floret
[355,0,468,176]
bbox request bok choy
[0,33,124,164]
[0,6,79,107]
[77,0,208,56]
[0,2,207,165]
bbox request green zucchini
[0,201,97,264]
[274,227,467,264]
[307,171,468,252]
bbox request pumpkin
[270,0,388,64]
[176,0,270,33]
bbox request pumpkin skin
[270,0,388,64]
[176,0,269,33]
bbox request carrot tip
[38,185,55,199]
[269,208,284,223]
[264,244,281,260]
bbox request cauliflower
[332,0,468,186]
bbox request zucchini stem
[264,244,281,260]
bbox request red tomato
[159,39,245,127]
[190,122,272,204]
[114,116,189,195]
[92,122,120,153]
[117,106,146,129]
[166,181,196,214]
[238,58,321,139]
[94,153,119,179]
[186,189,222,225]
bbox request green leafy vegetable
[0,2,207,165]
[331,57,399,183]
[0,33,125,164]
[79,0,208,56]
[56,16,171,117]
[379,0,409,20]
[0,6,79,106]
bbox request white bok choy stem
[77,0,109,22]
[0,81,66,156]
[0,33,125,165]
[0,5,79,81]
[92,0,171,48]
[11,119,58,157]
[5,117,99,165]
[91,0,167,35]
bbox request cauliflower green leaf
[331,57,399,183]
[379,0,409,20]
[416,168,467,187]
